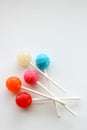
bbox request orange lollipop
[6,76,22,93]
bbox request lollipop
[36,53,60,117]
[24,69,60,116]
[23,70,61,98]
[16,92,32,108]
[16,92,50,108]
[16,92,80,109]
[6,76,65,105]
[6,76,79,116]
[24,70,64,102]
[23,70,77,116]
[17,51,65,92]
[16,92,50,109]
[36,53,50,70]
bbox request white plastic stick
[64,105,76,116]
[21,86,76,116]
[60,97,80,101]
[32,98,49,102]
[21,86,65,105]
[30,62,66,92]
[32,97,80,102]
[43,70,60,117]
[36,81,61,101]
[36,81,76,116]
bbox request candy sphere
[36,54,50,70]
[17,51,31,66]
[16,92,32,108]
[6,76,22,93]
[24,70,39,85]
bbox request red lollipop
[16,92,32,108]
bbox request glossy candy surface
[6,76,22,93]
[24,70,39,84]
[16,92,32,108]
[36,54,50,70]
[17,51,31,66]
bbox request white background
[0,0,87,130]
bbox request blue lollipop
[36,53,61,117]
[36,54,50,70]
[35,53,65,92]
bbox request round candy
[6,76,22,93]
[24,70,39,85]
[36,54,50,70]
[17,51,31,66]
[16,92,32,108]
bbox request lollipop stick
[21,86,65,105]
[64,105,76,116]
[22,86,76,116]
[60,97,80,101]
[37,81,58,98]
[44,69,61,117]
[30,62,66,92]
[44,70,51,91]
[34,82,76,116]
[32,98,50,102]
[33,97,80,102]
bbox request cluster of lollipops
[6,51,80,117]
